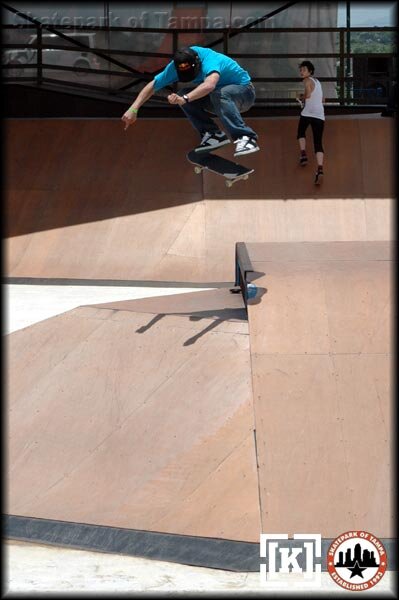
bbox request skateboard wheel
[244,175,248,180]
[194,166,202,174]
[226,180,233,188]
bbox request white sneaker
[195,131,231,153]
[234,136,259,156]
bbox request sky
[337,2,396,26]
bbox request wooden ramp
[5,242,394,566]
[5,117,394,282]
[7,289,261,543]
[5,115,395,569]
[245,240,393,538]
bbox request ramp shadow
[135,307,247,346]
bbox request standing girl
[296,61,325,184]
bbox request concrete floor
[4,283,212,335]
[6,541,396,595]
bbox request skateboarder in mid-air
[122,46,259,157]
[296,60,325,184]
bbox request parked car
[3,32,100,76]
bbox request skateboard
[187,150,254,187]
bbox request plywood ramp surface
[5,118,394,282]
[202,117,394,199]
[7,289,261,542]
[246,241,393,538]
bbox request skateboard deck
[187,150,254,187]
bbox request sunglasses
[177,62,194,71]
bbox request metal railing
[234,242,254,309]
[2,3,397,108]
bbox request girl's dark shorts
[297,115,324,153]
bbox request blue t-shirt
[153,46,251,91]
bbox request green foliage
[349,31,396,53]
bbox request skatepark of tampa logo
[327,531,387,591]
[260,534,322,587]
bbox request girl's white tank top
[301,77,325,121]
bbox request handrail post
[339,29,345,105]
[172,29,178,93]
[37,24,42,85]
[346,0,351,102]
[235,242,255,310]
[223,30,228,54]
[234,243,239,287]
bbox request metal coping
[235,242,255,308]
[4,277,233,288]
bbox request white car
[4,32,100,75]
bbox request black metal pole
[339,29,345,105]
[346,0,351,102]
[104,1,110,91]
[37,24,42,85]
